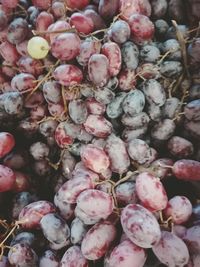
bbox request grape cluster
[0,0,200,267]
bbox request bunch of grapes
[0,0,200,266]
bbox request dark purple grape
[7,18,29,45]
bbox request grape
[69,99,88,124]
[65,0,90,9]
[118,69,137,91]
[86,97,106,115]
[160,61,183,78]
[107,240,147,267]
[151,119,176,141]
[10,231,36,248]
[140,79,166,106]
[122,89,145,116]
[140,45,161,63]
[54,194,75,220]
[155,19,169,35]
[115,182,137,206]
[183,226,200,254]
[61,150,76,178]
[119,0,151,20]
[151,0,168,19]
[105,134,130,174]
[3,151,27,170]
[51,2,65,19]
[83,114,112,138]
[33,159,52,176]
[77,38,101,66]
[39,250,59,267]
[18,200,56,229]
[70,12,94,34]
[0,164,16,192]
[27,36,50,59]
[121,41,139,70]
[123,126,148,142]
[161,39,181,61]
[70,217,87,245]
[167,136,194,158]
[7,18,29,45]
[77,189,114,220]
[122,112,150,129]
[8,244,38,267]
[127,139,151,164]
[30,142,49,160]
[164,196,192,224]
[24,90,44,108]
[88,54,110,87]
[110,20,130,44]
[0,256,11,267]
[168,0,186,23]
[60,246,88,267]
[48,20,71,43]
[77,127,93,143]
[136,172,168,211]
[184,120,200,139]
[94,87,115,105]
[1,0,19,9]
[11,73,36,92]
[39,119,58,138]
[128,14,155,45]
[0,41,20,63]
[0,132,15,158]
[191,254,200,267]
[162,97,181,119]
[51,33,81,61]
[121,204,161,248]
[81,221,116,260]
[53,64,83,87]
[32,0,51,10]
[184,99,200,121]
[173,159,200,181]
[17,56,43,77]
[102,42,122,77]
[0,10,7,31]
[80,144,110,173]
[56,175,94,204]
[75,206,101,225]
[106,93,126,118]
[12,192,39,220]
[36,11,54,32]
[98,0,119,19]
[12,171,30,192]
[42,81,61,104]
[40,213,70,248]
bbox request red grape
[17,56,43,77]
[136,172,168,211]
[53,64,83,86]
[70,12,94,34]
[164,196,192,224]
[83,114,112,138]
[0,164,16,192]
[60,246,88,267]
[128,14,155,45]
[98,0,119,19]
[12,171,30,192]
[183,226,200,254]
[152,231,190,267]
[173,159,200,181]
[11,73,36,92]
[102,42,122,77]
[86,97,106,115]
[48,20,71,43]
[77,189,114,220]
[18,200,56,229]
[1,0,19,9]
[84,9,106,30]
[81,221,116,260]
[32,0,51,10]
[0,41,20,63]
[65,0,90,10]
[167,136,194,158]
[51,33,81,61]
[70,217,87,245]
[36,11,54,32]
[107,239,147,267]
[118,69,137,91]
[88,54,110,87]
[0,132,15,158]
[121,204,161,248]
[80,144,110,173]
[119,0,151,20]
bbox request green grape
[27,36,50,59]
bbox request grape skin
[60,246,88,267]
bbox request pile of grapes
[0,0,200,266]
